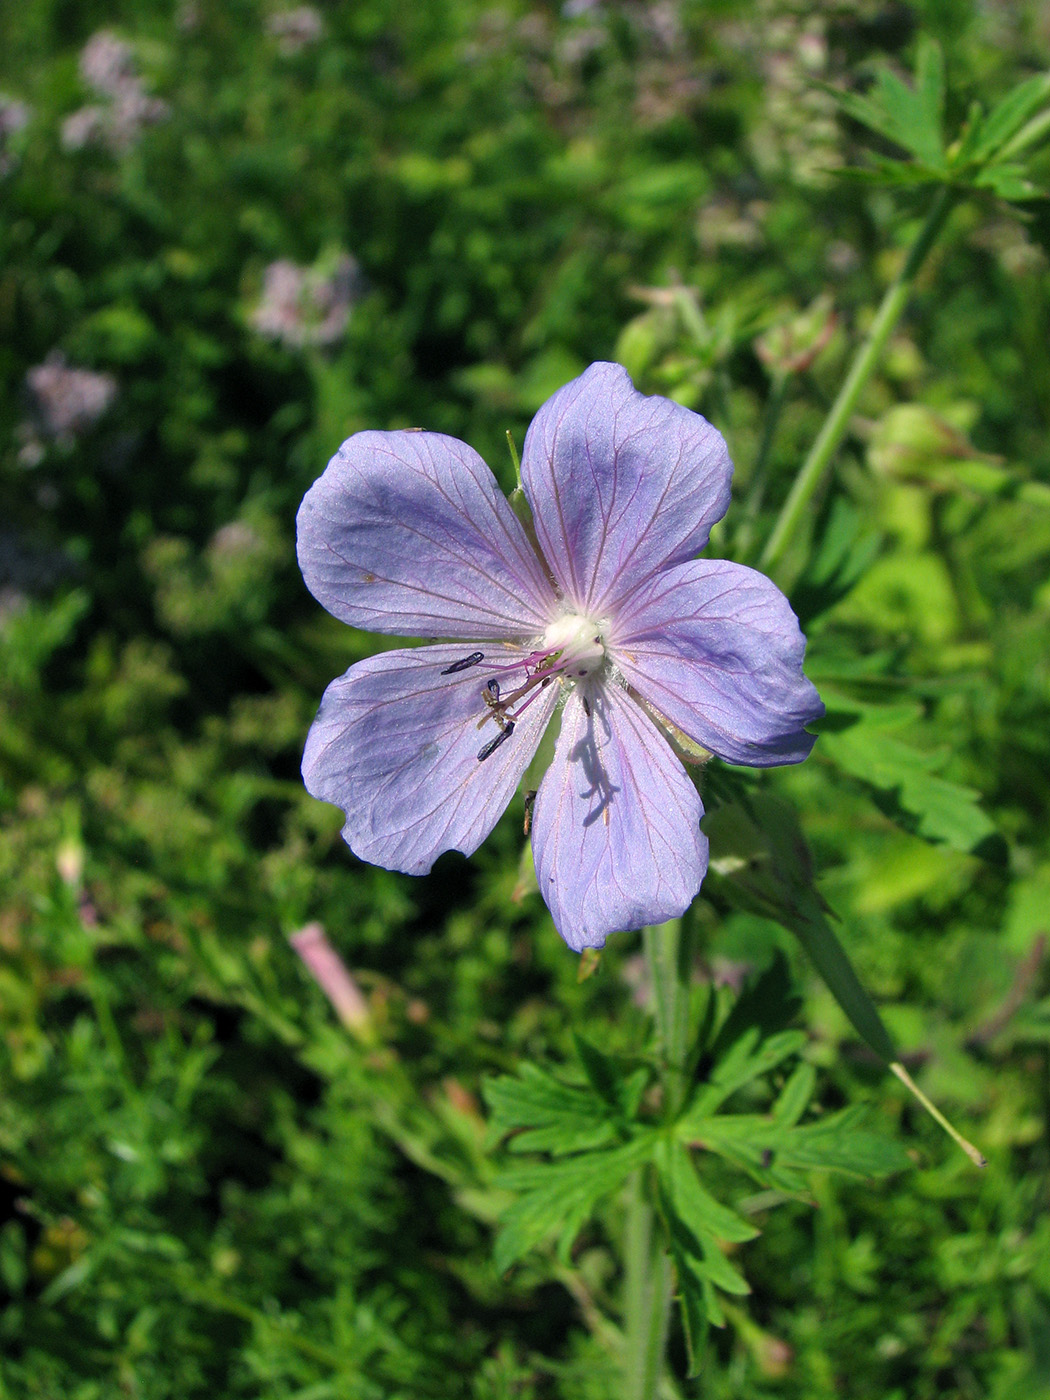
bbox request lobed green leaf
[493,1135,655,1272]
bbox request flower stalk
[759,185,956,575]
[623,1166,674,1400]
[623,918,696,1397]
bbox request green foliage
[834,35,949,174]
[818,699,999,855]
[486,968,908,1368]
[831,34,1050,200]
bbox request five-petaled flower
[297,362,823,951]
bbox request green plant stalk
[646,918,694,1117]
[622,920,695,1398]
[759,186,956,575]
[623,1167,674,1400]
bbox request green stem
[623,920,695,1398]
[623,1169,674,1400]
[645,919,693,1117]
[758,186,956,575]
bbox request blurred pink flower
[266,7,324,55]
[289,922,373,1035]
[24,354,117,443]
[79,31,137,97]
[62,30,168,154]
[251,254,363,349]
[0,94,30,176]
[60,106,106,152]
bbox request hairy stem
[623,1168,674,1400]
[623,919,696,1396]
[759,186,956,575]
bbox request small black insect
[441,651,484,675]
[485,678,501,702]
[523,789,537,836]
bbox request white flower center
[541,612,606,679]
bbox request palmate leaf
[677,1104,912,1184]
[492,1134,655,1273]
[827,37,1050,200]
[656,1139,755,1373]
[832,35,947,171]
[483,1062,626,1155]
[816,700,999,856]
[957,72,1050,164]
[486,966,907,1350]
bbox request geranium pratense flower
[297,362,823,950]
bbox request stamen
[471,616,607,745]
[441,651,484,675]
[507,681,551,723]
[478,721,515,762]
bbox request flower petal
[520,363,732,617]
[297,430,557,639]
[610,559,824,767]
[303,644,559,873]
[531,684,707,951]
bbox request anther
[478,721,515,762]
[441,651,484,675]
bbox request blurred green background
[2,1,1050,1395]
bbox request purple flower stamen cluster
[297,362,823,951]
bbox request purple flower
[297,362,823,951]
